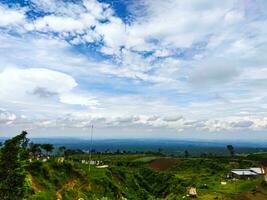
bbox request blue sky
[0,0,267,140]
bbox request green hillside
[26,156,267,200]
[1,132,267,200]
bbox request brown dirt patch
[56,179,77,200]
[149,157,177,171]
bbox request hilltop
[28,154,267,200]
[1,132,267,200]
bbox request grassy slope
[26,155,267,200]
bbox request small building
[96,165,109,169]
[89,160,96,165]
[231,167,265,179]
[250,167,265,175]
[57,157,65,163]
[81,160,99,165]
[188,187,197,198]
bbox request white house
[250,167,265,175]
[231,167,265,179]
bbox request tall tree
[227,145,235,157]
[0,131,29,200]
[184,150,190,158]
[41,144,54,156]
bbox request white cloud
[33,15,86,32]
[126,0,235,50]
[0,68,99,111]
[0,109,16,125]
[96,17,127,53]
[0,0,267,138]
[83,0,110,19]
[27,0,114,46]
[163,116,183,122]
[60,93,98,107]
[0,4,26,27]
[0,68,77,101]
[224,10,244,24]
[189,63,239,86]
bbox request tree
[158,148,163,155]
[41,144,54,156]
[29,143,41,157]
[58,146,66,156]
[184,150,190,158]
[0,131,29,200]
[116,149,121,154]
[200,153,207,158]
[227,145,235,157]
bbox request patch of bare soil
[29,174,43,192]
[149,157,177,171]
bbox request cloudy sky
[0,0,267,140]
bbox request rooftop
[231,169,258,176]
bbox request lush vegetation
[0,131,30,199]
[1,132,267,200]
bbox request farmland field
[26,153,267,200]
[149,157,177,171]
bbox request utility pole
[89,124,93,173]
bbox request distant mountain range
[1,137,265,156]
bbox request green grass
[247,151,267,160]
[26,155,267,200]
[132,156,158,163]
